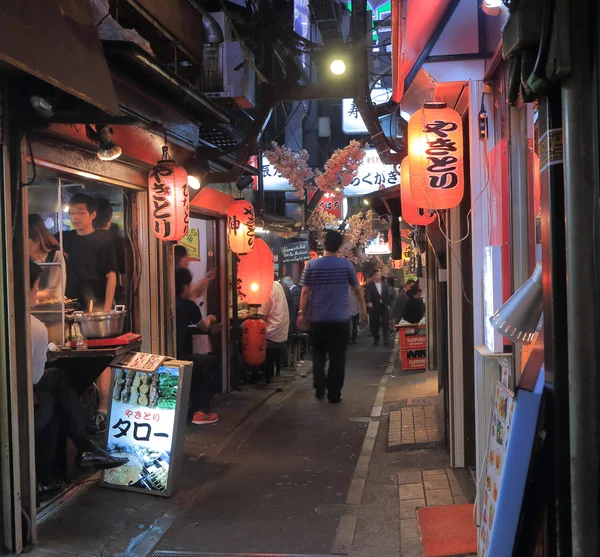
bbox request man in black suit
[365,269,390,345]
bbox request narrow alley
[31,337,474,557]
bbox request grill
[152,553,330,557]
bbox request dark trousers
[34,368,92,482]
[190,354,220,414]
[311,321,350,401]
[369,309,389,344]
[351,314,359,343]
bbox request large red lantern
[237,238,274,305]
[309,250,318,260]
[227,199,256,254]
[357,271,366,285]
[391,259,403,270]
[148,146,189,242]
[408,102,464,209]
[242,318,267,366]
[400,158,436,226]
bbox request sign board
[317,193,343,219]
[479,370,543,556]
[342,88,392,135]
[483,246,504,353]
[280,241,310,263]
[177,228,200,260]
[365,233,391,255]
[344,149,398,196]
[102,361,191,497]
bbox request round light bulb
[330,59,346,75]
[250,282,259,292]
[188,175,201,190]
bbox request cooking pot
[72,305,127,339]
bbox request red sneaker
[192,412,218,425]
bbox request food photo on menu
[104,366,180,492]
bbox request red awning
[190,187,236,218]
[0,1,120,115]
[391,0,454,104]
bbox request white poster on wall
[342,88,392,135]
[343,148,398,196]
[484,245,504,353]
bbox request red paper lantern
[391,259,403,270]
[309,250,318,260]
[227,199,256,254]
[148,146,189,242]
[408,102,464,209]
[400,158,436,226]
[357,271,366,285]
[242,318,267,366]
[237,238,274,305]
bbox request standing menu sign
[478,369,544,556]
[102,356,192,497]
[280,241,310,263]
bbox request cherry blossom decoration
[314,140,366,194]
[264,142,314,198]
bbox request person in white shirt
[258,280,290,383]
[30,261,127,495]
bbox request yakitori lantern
[408,102,464,209]
[391,259,403,270]
[148,146,189,242]
[309,250,318,260]
[237,238,274,305]
[242,318,267,366]
[400,158,436,226]
[227,199,256,254]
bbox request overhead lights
[330,58,347,76]
[187,174,201,190]
[86,124,122,161]
[482,0,503,16]
[30,95,54,118]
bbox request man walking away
[349,286,360,345]
[298,230,367,403]
[391,279,416,325]
[365,269,390,345]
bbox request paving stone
[399,483,424,500]
[399,498,425,518]
[449,479,463,497]
[414,434,428,443]
[425,488,454,507]
[400,536,423,557]
[423,475,450,490]
[454,495,469,505]
[422,469,446,479]
[400,518,420,539]
[397,471,422,485]
[402,434,415,444]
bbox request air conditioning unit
[202,12,256,108]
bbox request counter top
[47,338,142,361]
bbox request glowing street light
[330,59,347,75]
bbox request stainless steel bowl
[73,305,127,339]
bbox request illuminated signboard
[342,88,392,135]
[365,232,391,255]
[103,362,191,497]
[484,245,504,353]
[344,148,398,196]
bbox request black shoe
[328,396,342,404]
[315,390,325,400]
[77,447,129,470]
[38,478,65,495]
[374,340,379,346]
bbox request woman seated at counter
[29,261,128,495]
[28,213,65,303]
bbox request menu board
[102,361,191,497]
[280,241,310,263]
[478,369,544,557]
[177,228,200,259]
[479,382,515,554]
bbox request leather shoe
[38,478,65,495]
[77,447,129,470]
[315,390,325,400]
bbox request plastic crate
[401,348,427,371]
[398,325,427,350]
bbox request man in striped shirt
[298,230,367,403]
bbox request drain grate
[349,417,372,423]
[152,553,330,557]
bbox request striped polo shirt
[300,256,358,322]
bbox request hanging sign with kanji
[344,148,398,196]
[102,361,191,497]
[317,192,343,219]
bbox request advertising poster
[103,364,187,496]
[177,228,200,260]
[479,382,515,555]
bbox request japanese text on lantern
[149,163,189,241]
[424,120,459,190]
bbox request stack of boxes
[398,324,427,370]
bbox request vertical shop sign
[177,229,199,260]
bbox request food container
[72,305,127,339]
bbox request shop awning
[391,0,458,104]
[190,187,236,217]
[0,1,120,116]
